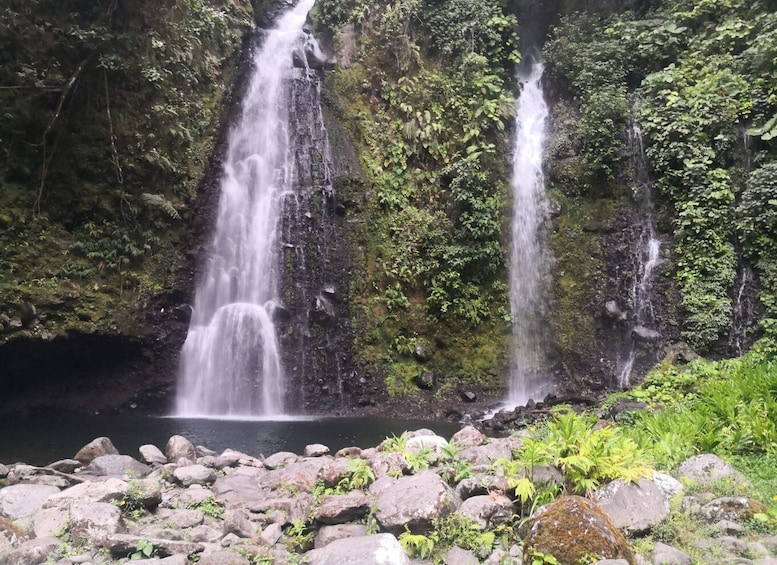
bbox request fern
[141,192,180,219]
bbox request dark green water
[0,414,462,466]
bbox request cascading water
[617,123,662,387]
[175,0,316,418]
[507,58,552,405]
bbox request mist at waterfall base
[0,413,461,467]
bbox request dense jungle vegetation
[0,0,775,412]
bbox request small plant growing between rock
[284,519,315,553]
[381,431,408,452]
[398,528,436,559]
[190,495,225,519]
[115,480,147,519]
[129,539,157,560]
[528,549,561,565]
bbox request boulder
[197,550,251,565]
[369,470,461,534]
[406,434,449,455]
[81,454,151,477]
[650,541,690,565]
[306,533,411,565]
[304,444,330,457]
[450,426,486,448]
[69,501,125,544]
[74,437,119,464]
[259,522,282,546]
[677,454,747,485]
[523,496,636,565]
[165,435,197,463]
[314,524,369,548]
[139,444,168,465]
[45,477,128,508]
[223,508,256,538]
[263,451,298,470]
[0,536,59,565]
[173,464,216,487]
[0,483,60,520]
[457,494,515,529]
[594,478,670,534]
[46,459,81,473]
[312,492,370,524]
[697,497,767,523]
[652,472,684,499]
[445,546,480,565]
[32,506,69,538]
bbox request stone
[444,546,479,565]
[46,459,82,473]
[523,496,636,565]
[717,519,745,535]
[594,478,670,534]
[450,426,485,448]
[460,391,477,402]
[369,470,461,534]
[263,451,298,470]
[406,435,449,455]
[81,454,151,477]
[0,483,60,519]
[223,508,257,538]
[166,509,205,529]
[44,477,128,508]
[304,444,330,457]
[173,464,216,487]
[103,533,203,557]
[69,501,125,544]
[165,435,197,463]
[32,506,69,538]
[457,441,512,466]
[677,454,748,485]
[259,522,282,546]
[139,444,168,465]
[314,524,369,548]
[454,475,509,500]
[74,437,119,464]
[698,497,767,523]
[369,452,409,479]
[652,472,684,499]
[650,542,691,565]
[310,294,337,325]
[415,371,434,389]
[197,550,251,565]
[189,524,223,543]
[0,536,59,565]
[312,492,370,524]
[457,494,515,529]
[593,561,631,565]
[306,533,411,565]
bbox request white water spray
[176,0,315,417]
[617,123,662,387]
[507,59,552,405]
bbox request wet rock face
[523,495,636,565]
[275,62,356,415]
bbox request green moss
[548,191,622,369]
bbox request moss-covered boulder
[523,495,636,565]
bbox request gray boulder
[314,524,369,548]
[650,541,691,565]
[69,501,125,544]
[312,492,370,524]
[32,506,69,538]
[457,494,515,529]
[45,477,128,508]
[450,426,485,448]
[0,536,59,565]
[173,464,216,487]
[369,470,461,534]
[698,497,767,523]
[677,454,747,485]
[445,546,480,565]
[307,533,411,565]
[304,444,330,457]
[74,437,119,464]
[594,478,670,534]
[0,483,60,519]
[262,451,298,470]
[81,454,151,477]
[139,444,168,465]
[165,435,197,463]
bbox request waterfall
[617,123,662,387]
[175,0,316,418]
[507,58,552,405]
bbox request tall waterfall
[175,0,315,417]
[508,58,552,405]
[617,123,662,387]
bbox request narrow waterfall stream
[508,58,552,406]
[617,123,662,387]
[175,0,316,417]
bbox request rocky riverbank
[1,428,775,565]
